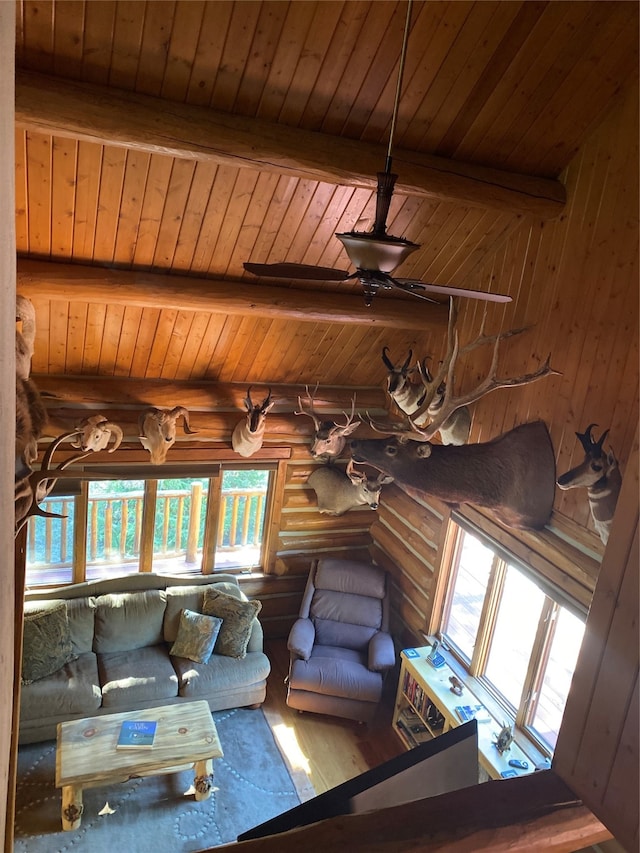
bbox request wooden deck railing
[27,484,267,571]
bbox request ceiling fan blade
[396,280,512,303]
[244,262,350,282]
[391,279,439,303]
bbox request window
[438,521,586,755]
[25,465,275,587]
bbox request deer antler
[15,431,92,535]
[295,383,321,428]
[373,299,560,443]
[334,394,357,432]
[416,337,561,442]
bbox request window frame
[433,515,588,756]
[25,459,279,586]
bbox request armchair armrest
[287,617,315,661]
[368,631,395,672]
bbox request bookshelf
[393,646,536,781]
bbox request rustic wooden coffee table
[55,700,223,831]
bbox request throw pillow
[202,588,262,659]
[21,602,76,684]
[169,609,223,664]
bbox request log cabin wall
[30,380,391,638]
[369,81,639,641]
[553,435,639,851]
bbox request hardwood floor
[261,638,404,800]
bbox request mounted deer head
[139,406,198,465]
[373,300,557,443]
[72,415,123,453]
[351,420,556,530]
[556,424,621,545]
[308,459,393,516]
[295,385,360,460]
[232,387,275,458]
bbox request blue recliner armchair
[286,558,395,723]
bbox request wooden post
[186,482,203,564]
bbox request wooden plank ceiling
[13,0,638,388]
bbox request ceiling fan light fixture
[335,231,419,273]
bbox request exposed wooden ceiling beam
[17,259,446,331]
[15,70,565,219]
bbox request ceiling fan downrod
[336,1,419,304]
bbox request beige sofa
[19,573,270,744]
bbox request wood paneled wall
[370,83,638,638]
[553,437,639,850]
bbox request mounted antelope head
[295,385,360,460]
[381,348,427,415]
[308,460,393,516]
[139,406,198,465]
[351,420,556,530]
[373,299,557,443]
[556,424,621,545]
[232,387,274,458]
[72,415,123,454]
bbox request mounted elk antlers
[295,385,360,460]
[232,387,274,458]
[375,300,559,442]
[381,346,471,445]
[139,406,198,465]
[556,424,621,545]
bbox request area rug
[14,707,302,853]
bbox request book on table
[454,704,492,724]
[116,719,157,749]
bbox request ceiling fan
[244,1,511,308]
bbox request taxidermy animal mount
[381,346,471,446]
[72,415,123,453]
[295,385,360,460]
[556,424,621,545]
[350,421,556,530]
[375,300,553,444]
[308,460,393,516]
[139,406,198,465]
[15,431,93,535]
[232,387,274,458]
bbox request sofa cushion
[202,588,262,659]
[23,596,96,656]
[21,602,77,684]
[170,609,223,664]
[94,589,167,653]
[172,651,271,699]
[163,586,207,642]
[311,588,382,629]
[65,596,97,654]
[163,581,246,642]
[98,645,179,708]
[20,652,101,721]
[289,646,383,703]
